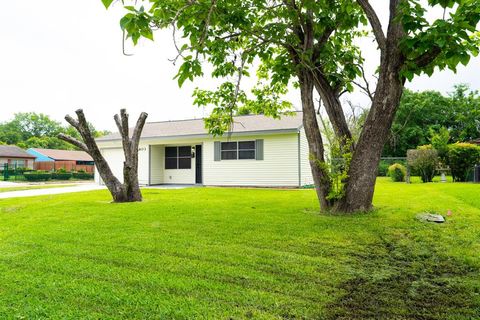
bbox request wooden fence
[34,161,94,173]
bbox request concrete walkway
[0,181,22,187]
[0,183,105,199]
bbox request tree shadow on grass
[325,235,479,320]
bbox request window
[11,159,26,167]
[165,146,192,169]
[221,141,255,160]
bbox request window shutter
[214,141,221,161]
[255,139,264,160]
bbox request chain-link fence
[330,157,407,176]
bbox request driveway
[0,183,105,199]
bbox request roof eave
[96,128,300,143]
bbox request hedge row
[22,171,94,182]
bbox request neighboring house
[95,112,314,187]
[27,148,95,173]
[0,145,36,170]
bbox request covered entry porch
[149,144,203,185]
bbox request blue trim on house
[26,149,54,162]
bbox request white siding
[137,145,149,185]
[150,144,196,184]
[96,132,307,187]
[299,128,314,186]
[96,148,124,185]
[95,145,149,186]
[203,134,299,187]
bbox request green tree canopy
[384,84,480,157]
[0,112,109,150]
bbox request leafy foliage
[399,0,480,80]
[0,113,109,150]
[407,147,439,183]
[445,142,480,182]
[324,139,354,201]
[387,163,407,182]
[23,171,52,182]
[377,161,390,177]
[430,126,450,162]
[384,85,480,157]
[105,0,367,134]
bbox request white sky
[0,1,478,131]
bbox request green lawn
[0,178,479,319]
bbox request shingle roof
[0,145,36,159]
[30,148,93,161]
[98,112,304,141]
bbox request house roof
[97,112,304,142]
[29,148,93,162]
[0,145,36,159]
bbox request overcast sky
[0,1,478,131]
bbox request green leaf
[141,29,154,41]
[460,54,471,66]
[101,0,114,9]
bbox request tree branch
[312,26,335,61]
[356,0,386,51]
[64,115,80,131]
[57,133,89,153]
[352,64,375,102]
[413,45,442,69]
[131,112,148,155]
[114,110,132,166]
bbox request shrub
[407,147,439,183]
[446,143,480,182]
[377,161,390,176]
[430,127,450,162]
[73,172,94,180]
[24,171,52,181]
[52,172,73,180]
[387,163,406,182]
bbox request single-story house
[95,112,314,187]
[27,148,95,172]
[0,145,36,170]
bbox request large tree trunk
[336,73,404,212]
[59,109,148,203]
[335,1,406,212]
[299,70,333,212]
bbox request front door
[195,145,202,184]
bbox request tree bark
[299,69,333,212]
[313,70,353,151]
[59,109,148,203]
[335,0,406,212]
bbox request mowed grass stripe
[0,178,479,318]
